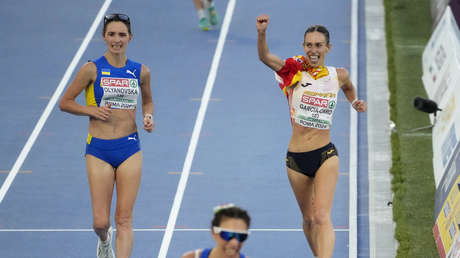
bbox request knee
[93,216,110,232]
[115,212,133,231]
[93,222,110,238]
[313,209,331,226]
[302,215,315,228]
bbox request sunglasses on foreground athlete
[182,204,251,258]
[213,226,249,243]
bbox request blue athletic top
[200,248,246,258]
[86,56,142,109]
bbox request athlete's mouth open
[111,44,123,50]
[309,55,319,63]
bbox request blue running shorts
[85,132,141,168]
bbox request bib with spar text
[86,56,141,110]
[287,67,339,129]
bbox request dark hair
[304,25,330,44]
[103,13,132,35]
[211,206,251,228]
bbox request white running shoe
[97,226,114,258]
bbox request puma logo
[126,69,136,78]
[301,82,312,87]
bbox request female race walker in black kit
[256,14,366,258]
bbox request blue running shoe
[199,17,210,31]
[208,6,219,26]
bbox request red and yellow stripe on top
[275,56,305,97]
[275,55,329,97]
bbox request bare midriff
[288,122,331,152]
[88,109,137,139]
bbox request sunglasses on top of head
[213,227,249,242]
[104,13,130,25]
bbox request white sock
[100,234,109,244]
[197,9,206,19]
[203,0,213,9]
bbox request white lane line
[0,228,349,232]
[349,0,359,257]
[157,0,237,257]
[0,0,112,204]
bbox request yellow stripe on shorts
[86,133,92,144]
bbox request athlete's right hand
[88,104,112,120]
[256,14,269,33]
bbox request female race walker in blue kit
[59,13,154,258]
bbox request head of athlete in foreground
[210,205,251,257]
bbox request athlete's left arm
[337,68,367,112]
[140,64,155,132]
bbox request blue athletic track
[0,0,369,257]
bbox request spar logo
[102,77,130,88]
[101,77,138,88]
[301,95,329,108]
